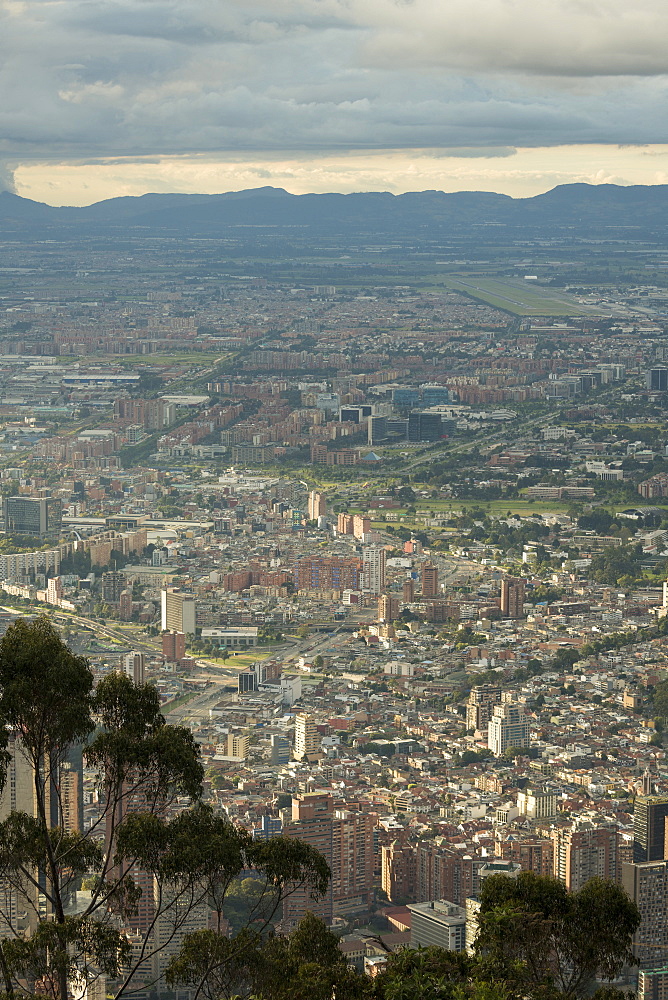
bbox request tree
[653,678,668,720]
[475,871,640,998]
[0,617,330,1000]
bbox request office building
[368,415,388,445]
[307,490,327,521]
[408,900,467,952]
[363,546,386,594]
[4,496,62,537]
[160,588,196,634]
[421,385,451,406]
[294,714,320,760]
[552,819,619,891]
[634,795,668,863]
[408,411,443,442]
[488,701,530,757]
[393,387,420,408]
[466,685,501,732]
[478,860,522,886]
[622,860,668,969]
[122,651,145,685]
[421,563,439,598]
[500,577,526,619]
[647,367,668,392]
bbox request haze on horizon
[2,0,668,206]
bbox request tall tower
[466,685,501,732]
[622,860,668,968]
[552,819,619,891]
[122,651,145,685]
[363,546,386,594]
[633,795,668,863]
[307,490,327,521]
[421,563,439,598]
[488,702,530,757]
[500,577,525,619]
[294,714,319,760]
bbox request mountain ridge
[1,183,667,238]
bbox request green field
[443,275,600,317]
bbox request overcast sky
[2,0,668,204]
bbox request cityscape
[3,0,668,993]
[1,183,668,997]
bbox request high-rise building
[487,701,530,757]
[282,794,375,927]
[638,968,668,1000]
[293,555,363,592]
[307,490,327,521]
[408,900,466,952]
[352,514,371,540]
[0,732,49,936]
[634,795,668,863]
[122,651,145,685]
[381,841,417,903]
[4,496,62,536]
[294,714,320,760]
[517,786,557,821]
[226,732,249,761]
[500,577,526,619]
[495,833,554,878]
[118,590,133,621]
[466,685,501,732]
[102,571,126,603]
[421,563,439,598]
[270,734,290,766]
[408,411,443,442]
[337,513,354,535]
[403,578,415,603]
[378,594,400,622]
[253,815,283,841]
[622,860,668,968]
[646,367,668,392]
[416,842,485,906]
[552,819,619,891]
[160,588,196,634]
[162,631,186,663]
[363,546,386,594]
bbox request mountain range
[1,183,667,241]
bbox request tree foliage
[476,871,640,998]
[0,617,330,1000]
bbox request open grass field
[442,275,601,317]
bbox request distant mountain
[1,183,668,239]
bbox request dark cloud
[0,0,667,188]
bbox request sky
[2,0,668,205]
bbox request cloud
[0,0,667,186]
